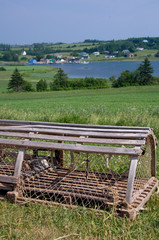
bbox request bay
[48,61,159,79]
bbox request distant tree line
[0,51,19,62]
[50,68,109,90]
[7,68,109,92]
[111,58,157,87]
[6,58,158,93]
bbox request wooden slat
[0,119,150,130]
[14,124,149,134]
[0,138,142,156]
[0,182,13,191]
[0,131,146,146]
[0,175,17,184]
[0,126,147,139]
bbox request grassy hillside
[0,85,159,239]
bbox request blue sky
[1,0,159,44]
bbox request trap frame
[0,119,158,220]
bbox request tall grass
[0,85,159,239]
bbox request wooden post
[125,156,138,204]
[149,134,157,177]
[14,148,25,177]
[7,148,25,203]
[55,141,65,167]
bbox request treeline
[111,58,158,87]
[6,58,159,93]
[0,51,19,61]
[50,69,109,90]
[7,68,109,93]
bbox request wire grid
[0,147,17,176]
[17,149,130,209]
[132,137,152,197]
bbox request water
[47,61,159,79]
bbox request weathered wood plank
[0,126,147,139]
[0,175,17,184]
[125,156,139,203]
[0,138,142,156]
[14,124,149,134]
[14,148,25,177]
[0,182,13,191]
[0,131,146,146]
[0,119,150,130]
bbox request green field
[0,70,159,239]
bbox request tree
[8,68,25,92]
[23,81,34,92]
[155,51,159,57]
[36,79,47,91]
[50,68,68,90]
[137,57,154,85]
[2,51,19,61]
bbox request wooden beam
[125,156,139,203]
[0,131,146,146]
[0,119,150,130]
[0,138,142,156]
[0,126,148,139]
[0,175,17,184]
[14,148,25,177]
[14,124,149,134]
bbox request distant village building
[29,59,37,64]
[122,50,130,54]
[93,52,100,55]
[80,52,89,59]
[105,55,115,58]
[136,47,144,51]
[53,53,62,58]
[143,40,148,43]
[21,51,27,56]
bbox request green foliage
[1,51,19,61]
[50,68,109,91]
[8,68,25,92]
[112,58,154,87]
[23,81,34,92]
[7,68,33,92]
[155,51,159,57]
[137,57,154,85]
[68,77,109,90]
[50,68,69,90]
[0,67,6,71]
[36,79,47,91]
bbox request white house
[143,40,148,43]
[22,51,27,56]
[136,48,144,51]
[93,52,100,55]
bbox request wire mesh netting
[0,147,17,176]
[0,146,131,209]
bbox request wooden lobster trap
[0,119,158,220]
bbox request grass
[0,194,158,239]
[0,86,159,136]
[0,66,58,91]
[0,75,159,239]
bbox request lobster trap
[0,119,158,220]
